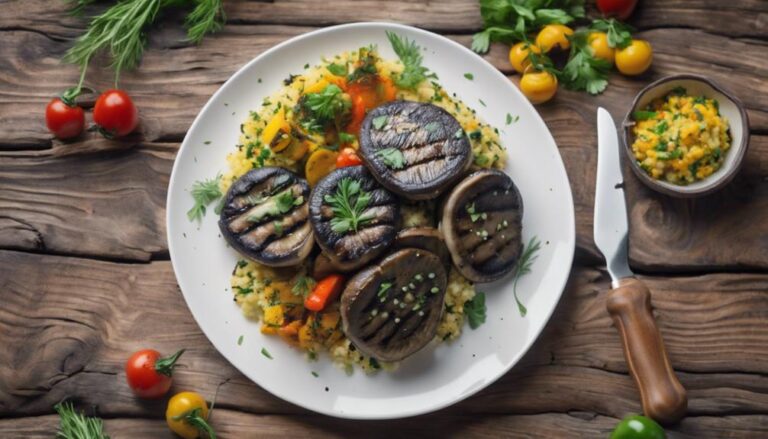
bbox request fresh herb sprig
[55,401,109,439]
[559,30,613,95]
[324,178,375,234]
[188,174,223,223]
[512,236,542,317]
[465,291,487,329]
[301,84,351,133]
[590,18,633,49]
[292,275,317,297]
[386,31,435,90]
[376,148,406,170]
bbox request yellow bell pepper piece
[305,149,338,187]
[262,108,291,152]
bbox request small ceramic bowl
[622,74,749,198]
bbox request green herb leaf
[185,0,226,44]
[377,281,392,301]
[55,401,109,439]
[327,63,347,76]
[590,18,634,49]
[311,371,319,377]
[633,111,658,121]
[304,84,351,122]
[261,347,273,359]
[464,73,474,80]
[292,275,317,297]
[376,148,406,170]
[154,349,185,377]
[465,292,487,329]
[324,178,375,234]
[512,236,542,317]
[424,121,440,133]
[559,32,612,95]
[187,174,223,223]
[386,31,434,89]
[339,132,356,144]
[237,335,244,346]
[372,115,388,130]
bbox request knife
[594,108,687,424]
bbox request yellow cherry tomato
[520,70,558,104]
[615,39,653,76]
[535,24,574,52]
[166,391,215,439]
[508,42,541,74]
[588,32,615,64]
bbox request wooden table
[1,1,766,437]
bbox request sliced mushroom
[219,167,313,267]
[311,252,337,279]
[309,165,400,271]
[392,227,452,270]
[359,101,472,200]
[441,169,524,283]
[340,248,447,362]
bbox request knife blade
[594,107,633,287]
[594,107,687,424]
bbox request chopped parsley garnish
[273,220,284,236]
[512,236,542,317]
[464,73,474,80]
[234,286,253,296]
[372,115,388,130]
[311,371,319,378]
[465,292,487,329]
[237,335,244,345]
[454,128,464,139]
[376,148,406,170]
[203,140,212,145]
[506,113,519,125]
[466,202,482,222]
[424,121,440,133]
[478,98,486,107]
[652,120,669,135]
[292,275,317,297]
[327,63,347,76]
[304,63,310,69]
[324,178,375,234]
[339,132,356,144]
[670,86,687,96]
[386,31,434,90]
[261,347,273,359]
[187,174,223,223]
[633,111,658,121]
[246,189,302,222]
[377,281,392,302]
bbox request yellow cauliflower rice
[224,39,508,373]
[631,87,730,184]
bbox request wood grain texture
[1,251,767,426]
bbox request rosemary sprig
[513,236,542,317]
[55,401,110,439]
[386,31,435,90]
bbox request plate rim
[166,21,576,419]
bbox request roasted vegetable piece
[441,169,524,283]
[304,274,346,312]
[309,165,400,271]
[359,100,472,200]
[219,167,313,266]
[340,248,447,362]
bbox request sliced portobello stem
[441,169,524,283]
[219,167,313,267]
[359,101,472,200]
[340,248,448,362]
[309,165,400,271]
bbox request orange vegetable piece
[336,147,363,168]
[304,274,346,312]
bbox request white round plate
[167,22,575,419]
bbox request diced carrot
[304,274,345,312]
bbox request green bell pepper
[610,415,666,439]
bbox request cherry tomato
[336,147,363,168]
[597,0,638,20]
[508,42,541,74]
[93,89,139,137]
[615,39,653,76]
[588,32,616,63]
[519,70,558,104]
[45,97,85,139]
[535,24,574,52]
[166,391,215,439]
[125,349,184,399]
[610,415,666,439]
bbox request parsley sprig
[559,30,613,95]
[465,292,487,329]
[512,236,542,317]
[300,84,351,133]
[590,18,634,49]
[324,178,375,234]
[386,31,435,90]
[187,174,223,223]
[292,275,317,297]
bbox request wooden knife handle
[606,277,687,424]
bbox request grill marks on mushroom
[441,169,524,283]
[359,101,472,200]
[219,167,313,267]
[392,227,452,270]
[309,166,400,271]
[340,249,447,362]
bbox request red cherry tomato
[93,89,139,137]
[596,0,638,20]
[45,98,85,139]
[125,349,184,399]
[336,147,363,168]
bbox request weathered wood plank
[0,143,174,261]
[2,411,768,438]
[2,251,767,420]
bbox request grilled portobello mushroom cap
[391,227,452,270]
[359,101,472,200]
[309,165,400,271]
[441,169,524,283]
[218,167,314,267]
[340,248,447,362]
